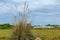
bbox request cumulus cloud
[0,0,60,13]
[0,0,60,25]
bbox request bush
[0,23,13,29]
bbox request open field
[0,29,13,40]
[0,29,60,40]
[34,29,60,40]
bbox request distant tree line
[0,23,13,29]
[45,24,60,28]
[0,23,33,29]
[0,23,60,29]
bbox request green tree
[0,23,12,29]
[45,24,51,26]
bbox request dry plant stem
[11,1,35,40]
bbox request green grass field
[0,29,60,40]
[0,29,12,37]
[34,29,60,40]
[0,29,13,40]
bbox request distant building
[33,26,54,28]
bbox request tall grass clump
[10,2,35,40]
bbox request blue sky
[0,0,60,25]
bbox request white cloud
[0,0,60,25]
[1,0,58,9]
[0,2,17,15]
[0,0,60,11]
[0,0,60,16]
[0,3,10,14]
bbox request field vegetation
[0,28,60,40]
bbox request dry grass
[34,29,60,40]
[11,20,35,40]
[0,29,60,40]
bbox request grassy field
[34,29,60,40]
[0,29,60,40]
[0,29,13,40]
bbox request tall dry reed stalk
[10,1,35,40]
